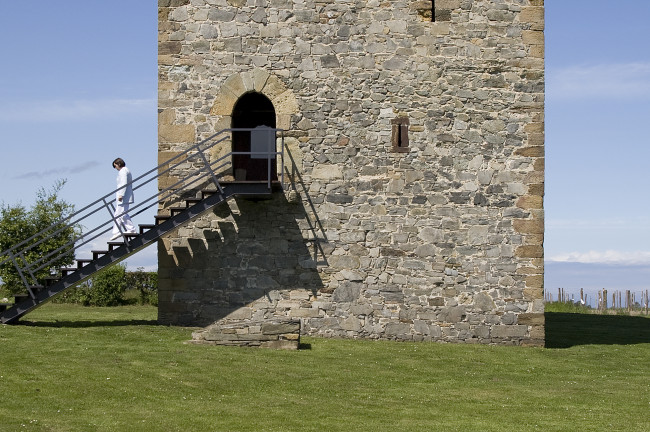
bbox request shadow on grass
[545,312,650,348]
[19,319,159,328]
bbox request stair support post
[9,251,35,296]
[103,197,128,239]
[197,145,224,196]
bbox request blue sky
[546,0,650,264]
[544,0,650,303]
[0,1,649,299]
[0,2,158,269]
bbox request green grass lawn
[1,304,649,432]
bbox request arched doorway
[231,92,277,181]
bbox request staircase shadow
[158,191,328,327]
[545,312,650,348]
[18,319,159,328]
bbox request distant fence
[546,288,649,314]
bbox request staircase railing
[0,128,285,298]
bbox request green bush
[0,286,11,303]
[125,267,158,306]
[545,301,593,314]
[0,181,80,295]
[76,264,127,306]
[54,264,158,307]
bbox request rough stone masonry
[158,0,545,346]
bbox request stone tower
[157,0,545,346]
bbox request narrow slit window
[432,0,436,22]
[391,116,410,153]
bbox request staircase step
[107,241,123,251]
[107,232,138,247]
[170,207,187,216]
[76,259,92,268]
[0,303,11,312]
[185,198,202,206]
[201,188,220,199]
[92,250,108,260]
[44,276,60,286]
[154,215,170,225]
[139,224,156,234]
[14,293,30,303]
[61,267,77,276]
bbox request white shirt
[116,166,134,204]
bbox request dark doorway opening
[231,92,277,181]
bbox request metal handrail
[0,127,285,295]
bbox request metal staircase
[0,128,285,324]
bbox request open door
[231,92,277,181]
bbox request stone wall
[158,0,545,345]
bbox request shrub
[54,264,158,307]
[76,264,127,306]
[0,181,79,295]
[545,301,592,314]
[125,267,158,306]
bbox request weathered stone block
[474,292,496,312]
[290,308,321,318]
[385,322,411,337]
[311,165,343,180]
[491,325,528,338]
[513,219,544,235]
[528,183,545,197]
[520,7,545,31]
[274,90,300,115]
[517,313,544,326]
[159,124,196,144]
[222,74,246,98]
[261,321,300,335]
[210,91,239,116]
[525,275,544,290]
[159,41,181,55]
[440,306,466,323]
[517,195,544,210]
[329,256,360,270]
[429,297,445,306]
[514,146,544,157]
[333,282,362,303]
[522,30,544,46]
[516,245,544,259]
[523,287,544,300]
[528,325,545,341]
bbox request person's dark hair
[112,158,126,168]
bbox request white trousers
[113,202,136,235]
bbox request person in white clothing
[111,157,136,240]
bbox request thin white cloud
[546,216,650,230]
[0,98,155,122]
[13,161,101,180]
[547,62,650,100]
[123,243,158,271]
[546,250,650,265]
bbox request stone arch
[210,68,298,131]
[209,69,300,180]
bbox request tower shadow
[545,312,650,348]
